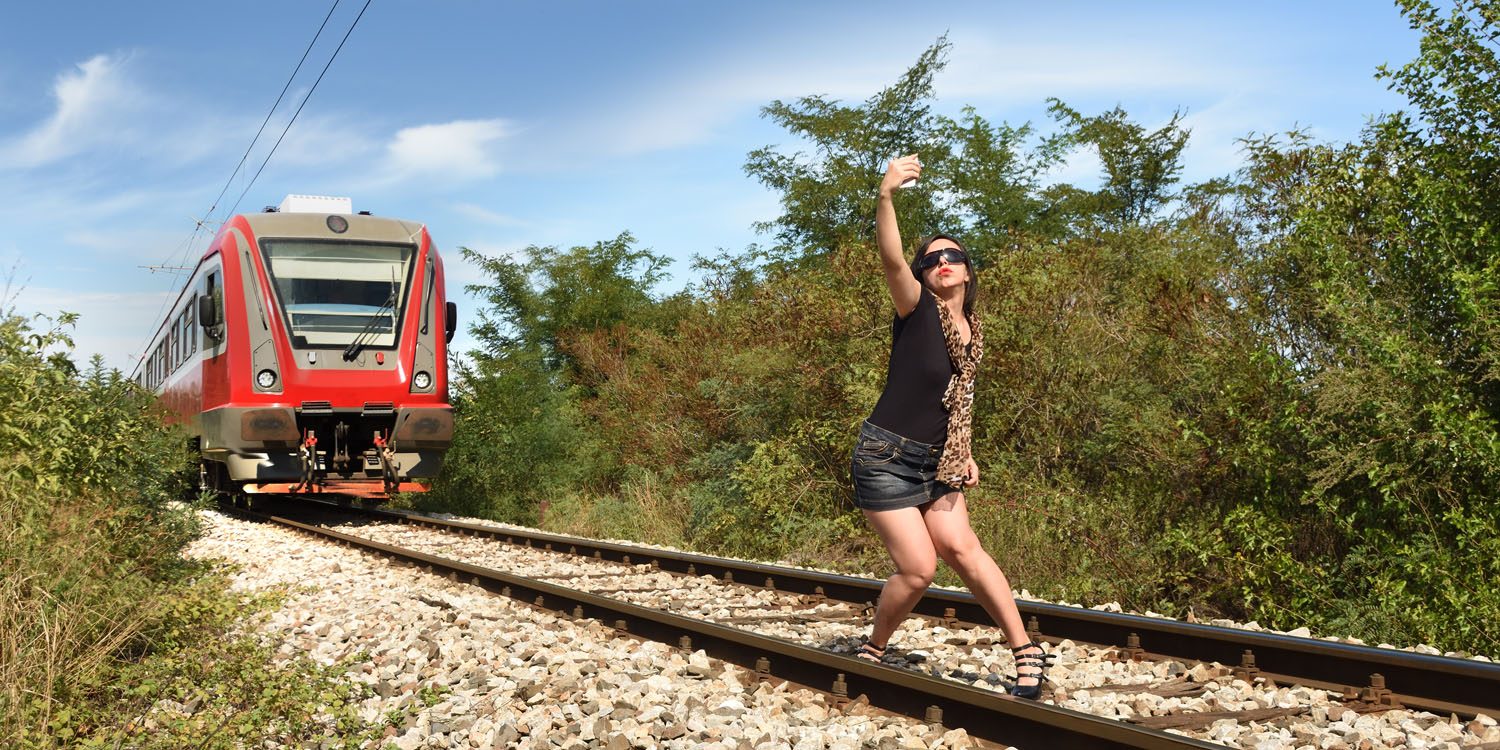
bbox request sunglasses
[914,248,968,271]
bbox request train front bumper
[202,404,453,483]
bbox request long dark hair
[909,233,978,319]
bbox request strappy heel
[1009,641,1053,700]
[856,639,887,663]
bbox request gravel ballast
[187,511,982,749]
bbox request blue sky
[1,1,1421,370]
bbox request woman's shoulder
[895,287,934,321]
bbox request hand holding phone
[882,155,922,195]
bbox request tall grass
[0,313,198,744]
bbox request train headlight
[413,371,432,390]
[256,369,278,389]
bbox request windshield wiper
[343,285,397,361]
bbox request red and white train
[134,195,455,498]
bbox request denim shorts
[849,421,957,511]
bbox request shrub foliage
[0,314,390,747]
[430,1,1497,655]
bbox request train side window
[186,304,196,355]
[202,271,223,344]
[178,309,189,362]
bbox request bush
[0,313,396,746]
[430,4,1500,657]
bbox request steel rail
[241,505,1220,750]
[330,503,1500,718]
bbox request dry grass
[0,494,167,745]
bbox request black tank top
[867,289,953,444]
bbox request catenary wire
[164,0,344,275]
[224,0,374,219]
[128,0,358,378]
[191,0,345,257]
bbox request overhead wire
[191,0,345,254]
[163,0,344,276]
[224,0,374,219]
[129,0,369,376]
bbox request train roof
[208,211,429,262]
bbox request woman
[849,154,1050,699]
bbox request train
[133,195,455,499]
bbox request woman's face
[920,239,970,292]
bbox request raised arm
[877,155,923,317]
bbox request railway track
[224,498,1500,749]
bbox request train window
[260,240,414,348]
[179,310,190,361]
[203,271,223,345]
[186,304,196,355]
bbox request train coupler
[374,432,401,495]
[292,430,323,493]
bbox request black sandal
[1009,641,1053,700]
[856,639,887,663]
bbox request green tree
[1046,101,1191,230]
[1219,0,1500,651]
[431,9,1499,656]
[744,38,959,256]
[424,234,676,519]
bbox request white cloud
[519,26,1267,166]
[257,109,383,171]
[0,54,138,169]
[385,119,510,180]
[63,226,195,263]
[8,285,177,371]
[1039,143,1103,189]
[551,58,904,159]
[938,34,1244,103]
[452,202,529,227]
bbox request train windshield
[261,240,415,348]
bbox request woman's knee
[935,534,989,574]
[894,558,937,588]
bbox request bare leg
[922,491,1041,686]
[862,506,937,648]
